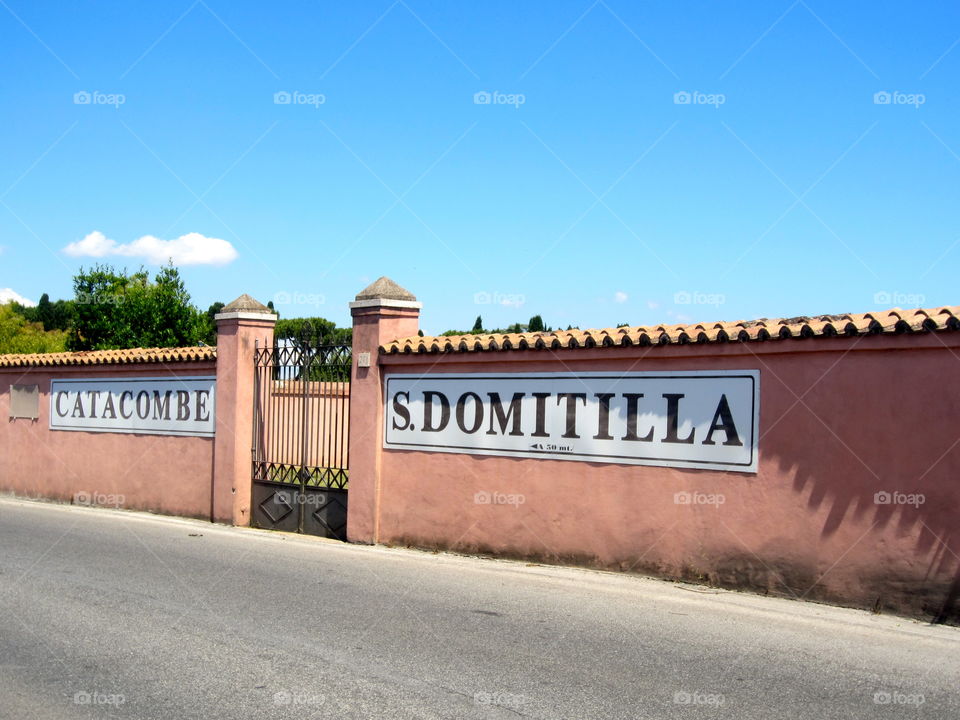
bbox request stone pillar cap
[215,294,278,322]
[349,277,421,310]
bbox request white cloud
[614,291,628,304]
[646,300,659,310]
[0,288,36,306]
[63,231,238,266]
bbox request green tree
[275,317,351,346]
[528,315,545,332]
[0,304,68,354]
[68,263,208,350]
[472,315,483,332]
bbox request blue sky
[1,0,958,334]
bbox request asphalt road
[0,497,957,720]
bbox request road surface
[0,496,957,719]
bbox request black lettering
[662,393,695,444]
[176,391,190,421]
[152,390,172,420]
[487,392,524,436]
[102,392,117,419]
[136,391,151,420]
[593,393,615,440]
[119,391,134,419]
[702,394,743,446]
[455,392,483,434]
[422,391,450,432]
[71,394,85,418]
[195,390,210,422]
[531,393,550,437]
[556,393,587,439]
[391,391,411,431]
[55,391,69,417]
[622,393,654,442]
[86,391,101,419]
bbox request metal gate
[251,339,351,540]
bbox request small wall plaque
[10,384,40,420]
[357,352,371,368]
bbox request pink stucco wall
[0,362,217,519]
[372,333,960,622]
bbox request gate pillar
[348,278,421,543]
[214,294,277,525]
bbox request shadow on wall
[758,345,960,624]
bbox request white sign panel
[384,371,759,472]
[50,377,216,437]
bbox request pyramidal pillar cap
[214,293,279,322]
[349,277,422,310]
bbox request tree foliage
[275,317,351,346]
[0,304,68,354]
[439,314,551,336]
[68,264,209,350]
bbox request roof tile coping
[0,346,217,368]
[381,306,960,355]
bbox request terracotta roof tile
[381,306,960,355]
[0,346,217,368]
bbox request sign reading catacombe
[50,377,216,437]
[384,371,759,472]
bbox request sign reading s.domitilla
[384,371,759,472]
